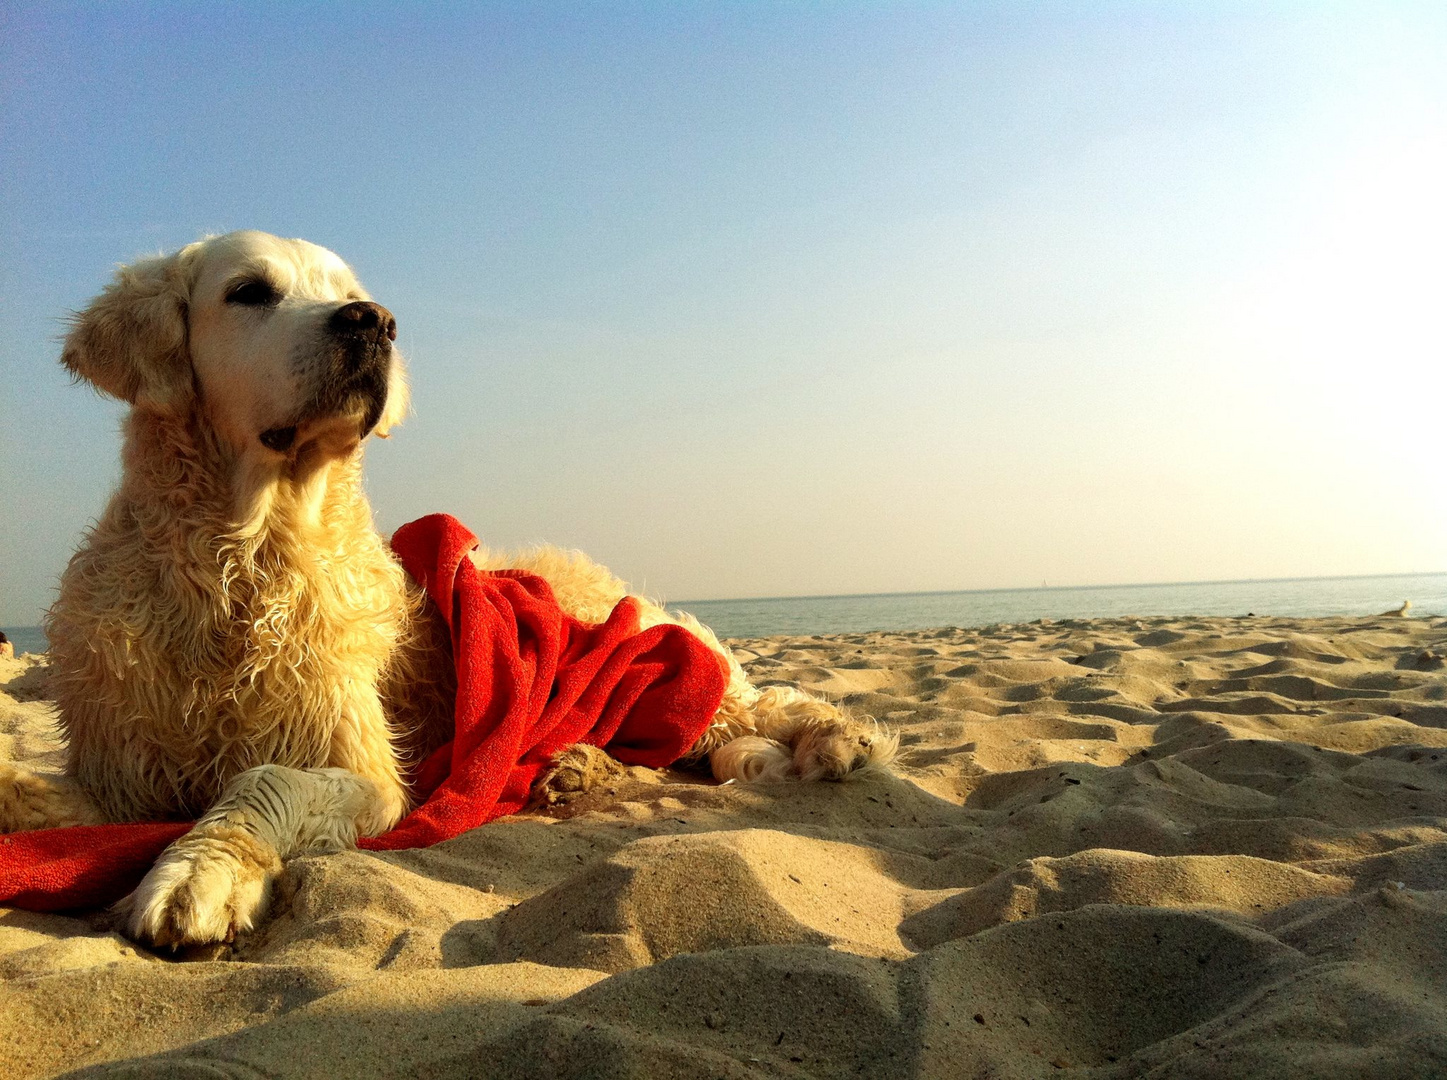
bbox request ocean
[673,571,1447,639]
[4,572,1444,653]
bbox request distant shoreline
[7,570,1447,651]
[0,626,49,656]
[673,571,1447,638]
[674,568,1447,607]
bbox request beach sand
[3,613,1446,1078]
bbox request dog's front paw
[530,743,625,806]
[118,827,283,948]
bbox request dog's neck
[85,407,412,670]
[120,409,368,551]
[47,403,418,819]
[109,409,410,642]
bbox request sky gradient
[2,2,1444,626]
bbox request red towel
[0,513,728,912]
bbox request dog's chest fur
[46,413,416,820]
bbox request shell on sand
[3,612,1447,1077]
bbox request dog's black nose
[329,301,397,342]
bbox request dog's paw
[531,743,625,806]
[117,827,282,948]
[0,763,103,832]
[710,736,793,783]
[791,719,898,781]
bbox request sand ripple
[2,613,1445,1077]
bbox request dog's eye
[226,280,281,307]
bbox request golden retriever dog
[0,231,895,948]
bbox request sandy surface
[3,613,1446,1078]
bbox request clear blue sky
[2,2,1444,626]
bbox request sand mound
[495,829,913,971]
[3,613,1446,1077]
[902,849,1351,946]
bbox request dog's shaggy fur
[0,232,895,947]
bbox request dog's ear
[61,244,201,413]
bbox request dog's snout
[329,301,397,342]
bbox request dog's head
[61,230,409,464]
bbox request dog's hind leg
[0,763,104,831]
[118,765,380,948]
[632,605,897,784]
[692,682,898,784]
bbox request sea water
[674,572,1447,639]
[1,625,50,656]
[4,572,1444,652]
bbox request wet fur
[0,232,895,946]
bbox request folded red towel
[0,513,728,912]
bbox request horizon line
[670,569,1447,608]
[4,568,1444,631]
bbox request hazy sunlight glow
[1,4,1443,624]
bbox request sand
[2,613,1446,1078]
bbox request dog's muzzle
[324,301,397,436]
[331,301,396,436]
[259,301,399,454]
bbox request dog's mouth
[257,405,381,459]
[257,410,377,465]
[259,366,390,458]
[259,426,298,453]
